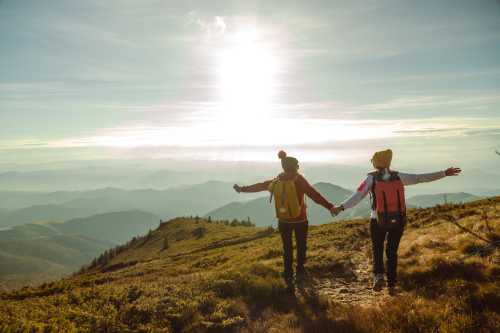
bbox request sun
[216,28,278,122]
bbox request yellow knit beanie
[371,149,393,169]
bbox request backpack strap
[389,171,400,181]
[392,171,404,217]
[268,177,279,203]
[396,187,403,216]
[368,171,380,210]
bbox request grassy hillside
[0,204,84,229]
[0,223,60,241]
[0,197,498,332]
[0,235,112,291]
[0,211,160,291]
[52,211,160,244]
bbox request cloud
[189,13,227,40]
[6,116,496,151]
[359,95,500,112]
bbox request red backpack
[370,171,407,228]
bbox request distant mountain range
[0,179,486,230]
[206,184,483,226]
[0,181,263,228]
[0,210,159,290]
[408,192,481,208]
[0,168,206,192]
[1,163,498,195]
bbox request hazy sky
[1,0,499,168]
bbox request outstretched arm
[342,176,372,210]
[233,180,273,193]
[298,176,334,210]
[399,167,461,186]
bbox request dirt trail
[299,247,396,307]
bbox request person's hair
[278,150,299,173]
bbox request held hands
[330,205,344,217]
[445,167,462,177]
[233,184,242,193]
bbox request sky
[1,0,500,169]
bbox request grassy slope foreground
[0,198,499,333]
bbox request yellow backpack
[268,175,302,219]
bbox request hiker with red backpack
[331,149,461,293]
[233,150,336,290]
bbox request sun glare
[216,28,278,122]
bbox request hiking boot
[372,274,385,291]
[295,268,309,283]
[387,282,398,295]
[281,271,294,283]
[285,281,296,293]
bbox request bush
[192,227,207,239]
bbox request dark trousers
[278,221,308,277]
[370,218,405,285]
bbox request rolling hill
[0,204,84,229]
[0,210,160,290]
[0,197,498,332]
[0,235,112,291]
[52,211,161,244]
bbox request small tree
[207,216,212,223]
[242,217,254,227]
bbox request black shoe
[281,271,294,282]
[285,282,296,293]
[295,268,309,283]
[387,282,398,295]
[372,274,385,291]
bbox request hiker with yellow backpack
[233,150,337,289]
[331,149,461,293]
